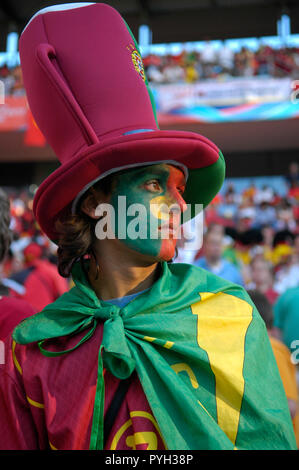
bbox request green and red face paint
[106,164,187,260]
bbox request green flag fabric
[13,261,297,450]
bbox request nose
[169,189,188,214]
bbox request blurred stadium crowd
[0,64,24,96]
[1,44,299,94]
[1,43,299,93]
[144,44,299,83]
[0,186,69,314]
[177,161,299,298]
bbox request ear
[80,190,107,220]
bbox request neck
[88,241,160,301]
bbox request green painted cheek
[110,178,163,257]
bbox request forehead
[124,163,186,182]
[206,232,222,243]
[252,259,267,269]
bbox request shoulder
[169,262,251,306]
[169,265,266,345]
[274,286,299,310]
[282,286,299,299]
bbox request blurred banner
[152,77,299,122]
[0,96,27,131]
[0,78,298,136]
[0,96,46,146]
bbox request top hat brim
[33,129,225,242]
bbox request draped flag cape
[12,261,296,450]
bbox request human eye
[177,185,186,196]
[144,179,162,192]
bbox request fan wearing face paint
[80,163,187,272]
[0,3,296,451]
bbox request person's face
[204,232,223,262]
[290,162,299,175]
[251,260,271,284]
[262,226,274,245]
[103,163,187,261]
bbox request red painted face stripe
[166,166,187,213]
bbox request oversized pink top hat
[19,2,225,241]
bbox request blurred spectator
[143,54,165,83]
[10,65,25,96]
[247,289,299,447]
[253,201,276,229]
[217,184,240,222]
[271,230,294,268]
[255,45,273,76]
[294,234,299,264]
[232,227,263,280]
[242,183,257,204]
[285,162,299,188]
[218,42,234,76]
[223,183,241,205]
[234,47,255,77]
[193,226,244,286]
[273,286,299,354]
[204,194,229,227]
[274,48,296,77]
[261,224,276,263]
[275,199,297,232]
[162,55,185,83]
[254,185,274,205]
[185,60,199,83]
[0,188,36,341]
[8,241,69,312]
[236,207,256,232]
[248,257,279,304]
[175,233,197,265]
[200,40,217,78]
[287,181,299,204]
[274,259,299,295]
[0,64,15,95]
[193,52,203,79]
[217,201,238,221]
[271,229,299,295]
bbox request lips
[158,219,181,238]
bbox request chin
[157,240,177,262]
[121,238,177,263]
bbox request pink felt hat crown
[19,3,225,241]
